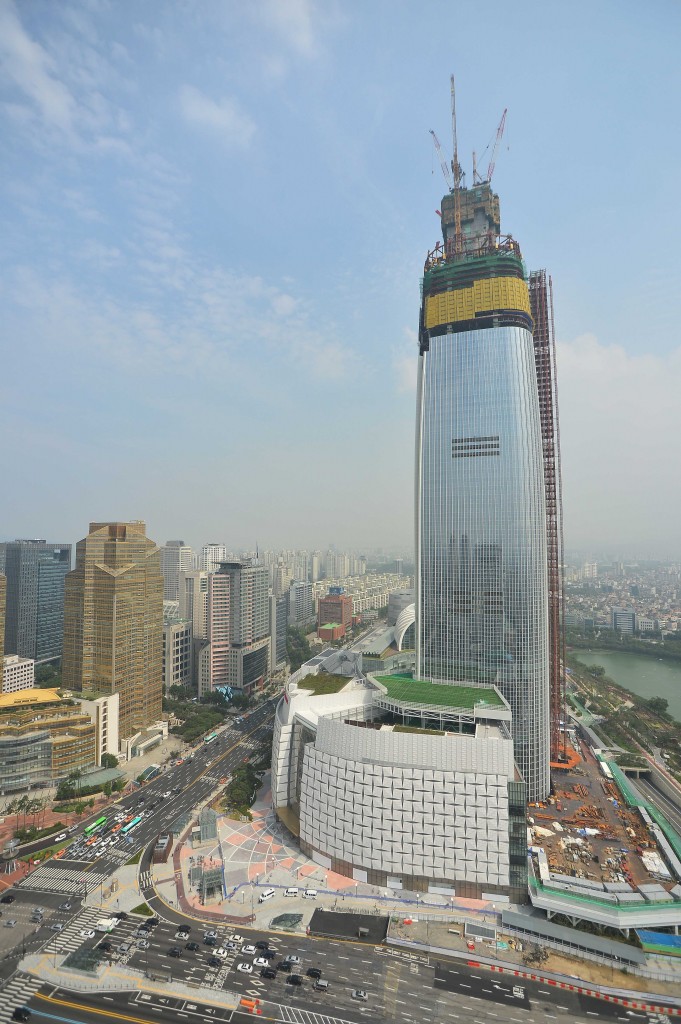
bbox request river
[570,649,681,722]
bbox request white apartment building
[74,691,120,764]
[1,654,35,694]
[313,573,413,615]
[199,543,228,573]
[160,540,194,602]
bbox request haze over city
[2,0,680,555]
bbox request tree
[102,782,112,798]
[100,753,119,769]
[286,626,312,672]
[646,696,669,715]
[74,802,86,817]
[589,665,606,677]
[111,778,124,793]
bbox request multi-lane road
[0,698,678,1024]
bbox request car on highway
[351,990,368,1002]
[260,967,277,979]
[286,975,304,986]
[242,944,256,955]
[175,930,189,939]
[1,894,16,904]
[228,933,243,943]
[79,929,95,939]
[11,1008,31,1022]
[58,901,72,911]
[284,955,301,964]
[168,947,182,958]
[260,949,276,959]
[253,957,269,968]
[254,940,269,949]
[277,961,292,973]
[225,941,239,951]
[204,930,218,939]
[137,940,150,949]
[50,923,64,932]
[4,920,17,928]
[236,963,253,973]
[185,941,200,952]
[147,917,160,927]
[307,967,322,979]
[207,956,222,968]
[99,941,113,953]
[203,936,218,947]
[214,947,230,959]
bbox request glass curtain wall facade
[416,184,550,801]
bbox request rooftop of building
[0,687,62,710]
[374,673,506,710]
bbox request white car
[138,939,150,949]
[204,930,218,939]
[285,955,301,964]
[237,962,253,973]
[242,944,256,955]
[229,933,243,943]
[79,929,96,939]
[253,957,269,967]
[214,947,230,959]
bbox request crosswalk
[275,1006,359,1024]
[40,905,112,956]
[18,864,107,895]
[140,870,153,889]
[0,973,42,1023]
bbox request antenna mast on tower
[450,74,463,256]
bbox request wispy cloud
[179,84,256,146]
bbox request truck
[95,917,119,933]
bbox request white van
[303,889,318,900]
[258,888,276,903]
[284,887,299,897]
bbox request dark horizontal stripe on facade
[419,310,534,352]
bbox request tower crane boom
[429,130,452,191]
[486,108,507,184]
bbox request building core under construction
[415,126,565,801]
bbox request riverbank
[570,648,681,723]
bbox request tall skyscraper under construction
[416,94,562,802]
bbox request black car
[255,940,269,950]
[277,961,292,973]
[168,947,182,958]
[99,940,113,952]
[114,911,128,920]
[12,1009,31,1021]
[306,967,322,979]
[1,894,16,905]
[208,956,222,968]
[203,936,217,946]
[261,948,276,959]
[260,967,277,979]
[178,925,190,934]
[147,917,160,927]
[185,941,199,951]
[286,974,304,986]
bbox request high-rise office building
[160,540,194,602]
[199,561,270,696]
[0,540,71,664]
[199,543,228,574]
[0,574,5,692]
[63,522,163,739]
[288,580,314,628]
[416,177,550,801]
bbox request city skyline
[2,2,681,553]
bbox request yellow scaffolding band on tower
[424,275,531,329]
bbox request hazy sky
[2,0,680,556]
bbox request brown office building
[63,522,163,738]
[0,573,5,692]
[317,591,353,638]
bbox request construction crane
[429,129,452,191]
[450,74,464,256]
[486,108,507,184]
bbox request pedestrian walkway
[0,972,42,1022]
[18,864,107,896]
[273,1005,360,1024]
[40,906,112,956]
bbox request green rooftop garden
[376,674,505,710]
[298,672,351,696]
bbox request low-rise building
[272,670,526,901]
[0,688,96,794]
[72,691,119,765]
[2,654,35,694]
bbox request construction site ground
[389,916,681,997]
[531,737,674,892]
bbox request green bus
[84,816,107,836]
